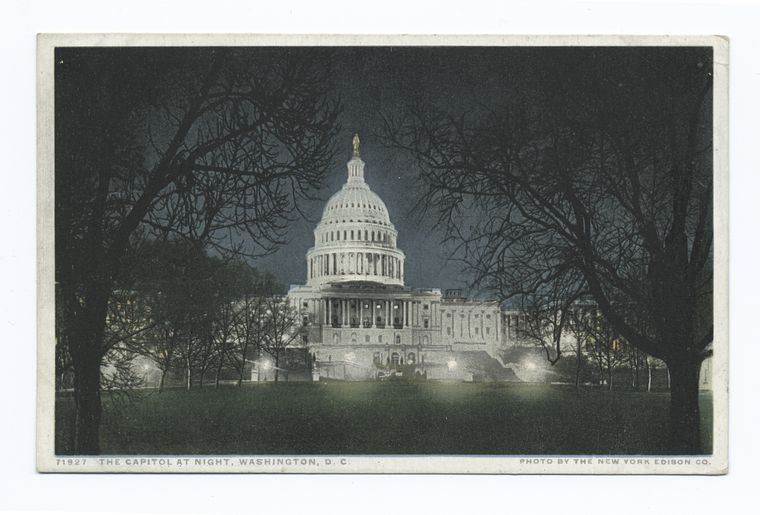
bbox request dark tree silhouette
[381,48,713,453]
[260,297,301,382]
[55,48,341,453]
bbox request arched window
[391,352,400,365]
[351,332,357,344]
[333,333,340,344]
[407,353,416,364]
[395,334,401,344]
[422,335,429,346]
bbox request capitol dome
[306,134,405,288]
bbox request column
[371,300,376,328]
[359,299,363,327]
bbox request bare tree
[142,325,180,393]
[381,48,712,452]
[55,48,341,452]
[211,298,239,388]
[231,294,269,386]
[566,304,597,391]
[260,297,301,382]
[576,311,627,391]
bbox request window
[423,304,429,310]
[486,327,491,335]
[446,327,451,335]
[475,327,480,335]
[423,319,429,329]
[395,335,401,344]
[365,335,370,343]
[378,335,383,343]
[351,230,354,240]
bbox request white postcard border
[36,33,729,475]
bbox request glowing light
[260,360,272,371]
[526,361,537,371]
[447,359,457,370]
[344,352,356,362]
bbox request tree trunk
[666,357,703,454]
[574,347,581,391]
[67,281,110,455]
[185,353,192,391]
[607,361,613,391]
[71,353,102,454]
[274,355,280,383]
[159,368,167,393]
[646,357,652,393]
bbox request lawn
[55,382,713,455]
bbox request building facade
[288,135,506,380]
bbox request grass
[55,382,713,455]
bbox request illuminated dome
[306,134,405,287]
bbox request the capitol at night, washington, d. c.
[287,135,513,381]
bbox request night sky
[250,47,539,292]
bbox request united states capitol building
[287,135,512,381]
[282,135,713,388]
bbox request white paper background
[2,0,758,513]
